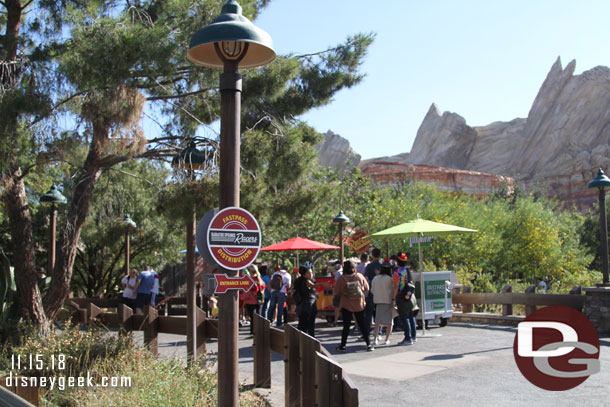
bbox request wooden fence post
[87,302,102,322]
[315,351,344,407]
[525,286,536,316]
[196,306,207,361]
[502,285,512,316]
[284,324,300,407]
[462,286,472,313]
[118,303,133,336]
[143,305,158,355]
[342,375,359,407]
[299,333,321,407]
[253,313,271,388]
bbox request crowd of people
[227,247,420,352]
[120,265,159,315]
[127,249,420,351]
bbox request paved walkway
[147,320,610,407]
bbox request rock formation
[358,57,610,210]
[315,130,361,173]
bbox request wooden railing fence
[68,299,358,406]
[68,299,214,356]
[252,313,358,407]
[452,285,584,319]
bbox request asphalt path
[147,320,610,407]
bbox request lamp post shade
[172,141,209,170]
[188,0,275,69]
[333,210,350,224]
[588,168,610,190]
[40,184,67,205]
[123,214,137,229]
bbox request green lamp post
[333,210,350,265]
[588,168,610,286]
[40,184,67,276]
[172,141,208,364]
[123,214,137,276]
[188,2,274,404]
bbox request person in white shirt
[121,268,138,309]
[332,261,343,326]
[267,267,292,328]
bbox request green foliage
[0,321,132,378]
[354,181,594,293]
[0,248,20,339]
[71,159,184,297]
[0,324,267,407]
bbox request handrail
[0,385,36,407]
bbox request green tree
[0,0,374,332]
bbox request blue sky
[255,0,610,159]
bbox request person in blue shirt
[260,265,271,319]
[134,266,156,314]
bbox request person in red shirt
[242,264,265,335]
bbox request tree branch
[146,88,214,101]
[107,167,161,190]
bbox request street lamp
[188,2,275,404]
[172,141,208,364]
[122,214,137,276]
[333,210,350,264]
[588,168,610,286]
[40,184,67,276]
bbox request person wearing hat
[394,252,417,345]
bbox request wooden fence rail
[452,285,585,318]
[68,299,217,356]
[69,299,358,406]
[252,313,358,407]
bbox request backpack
[345,280,363,299]
[270,273,283,291]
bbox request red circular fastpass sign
[206,207,261,271]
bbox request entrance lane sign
[214,274,255,294]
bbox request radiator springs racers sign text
[206,207,261,271]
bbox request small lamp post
[40,184,67,276]
[333,210,350,264]
[588,168,610,286]
[122,214,137,276]
[187,2,275,405]
[172,141,207,364]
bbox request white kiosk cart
[411,271,456,327]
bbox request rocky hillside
[357,57,610,210]
[315,130,361,173]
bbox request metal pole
[339,224,344,264]
[218,61,241,407]
[186,204,197,363]
[125,230,130,275]
[600,189,609,285]
[418,235,426,336]
[48,203,57,275]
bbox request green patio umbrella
[371,217,477,336]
